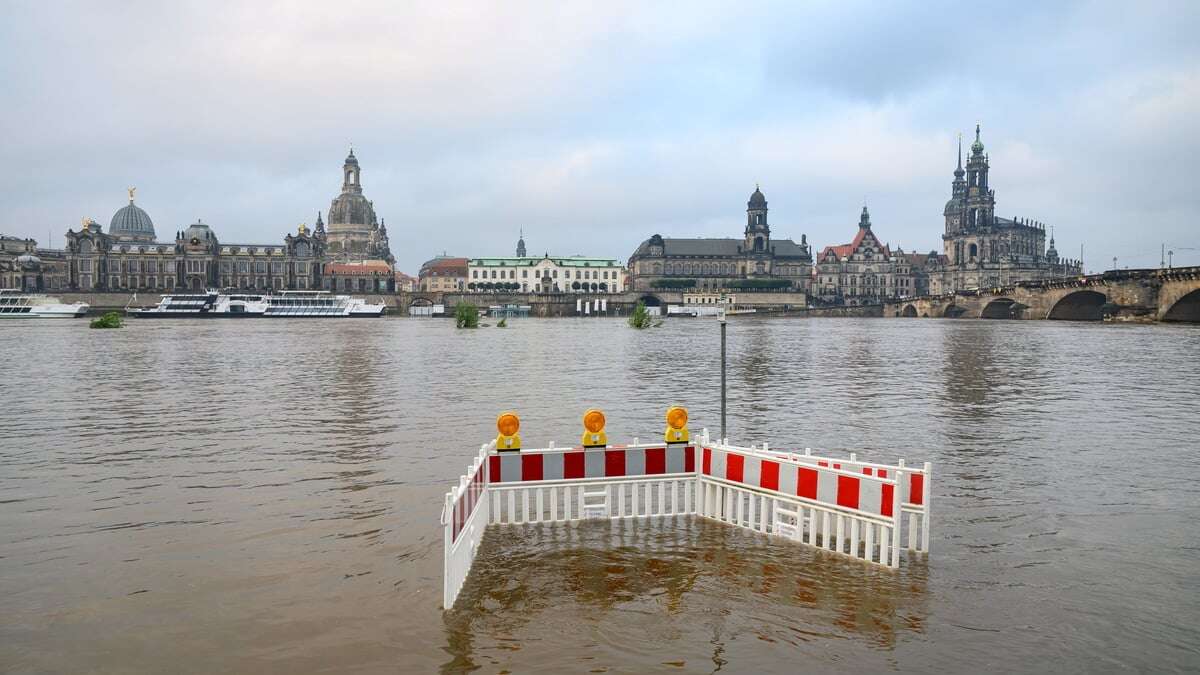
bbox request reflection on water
[444,518,929,673]
[0,318,1198,673]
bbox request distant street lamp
[1112,256,1118,272]
[1169,250,1174,268]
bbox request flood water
[1,317,1198,673]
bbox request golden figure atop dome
[127,186,136,203]
[298,222,309,236]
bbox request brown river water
[1,317,1198,673]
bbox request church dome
[110,194,156,242]
[944,198,962,216]
[748,186,767,208]
[184,220,215,243]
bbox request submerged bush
[454,302,479,329]
[89,311,123,329]
[628,301,652,329]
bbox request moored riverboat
[0,289,89,318]
[128,290,386,318]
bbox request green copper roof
[469,256,621,267]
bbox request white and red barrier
[441,429,932,610]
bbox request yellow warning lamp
[496,412,521,452]
[581,409,608,448]
[664,406,689,444]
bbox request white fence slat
[922,461,933,553]
[865,521,875,563]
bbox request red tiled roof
[422,257,468,273]
[819,227,890,261]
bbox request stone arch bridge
[884,267,1200,323]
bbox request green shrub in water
[89,311,123,329]
[454,302,479,329]
[628,301,652,329]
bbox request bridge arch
[637,294,663,308]
[941,303,967,318]
[1047,290,1106,321]
[900,304,917,317]
[410,296,435,307]
[981,298,1023,319]
[1162,288,1200,323]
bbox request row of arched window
[664,261,738,276]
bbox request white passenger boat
[0,289,89,318]
[128,290,386,318]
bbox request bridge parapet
[884,267,1200,322]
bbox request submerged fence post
[922,461,932,553]
[720,310,727,440]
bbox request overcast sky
[2,1,1197,273]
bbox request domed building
[0,235,69,290]
[325,149,394,264]
[109,188,156,242]
[62,191,347,292]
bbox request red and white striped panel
[451,461,486,543]
[487,446,696,484]
[702,446,895,517]
[781,454,925,508]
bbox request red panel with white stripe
[701,446,895,518]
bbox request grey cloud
[1,1,1198,273]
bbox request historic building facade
[0,235,69,291]
[324,149,394,264]
[467,254,625,293]
[627,187,812,294]
[814,206,919,305]
[932,126,1082,293]
[418,255,468,292]
[54,152,401,293]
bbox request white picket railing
[441,429,932,610]
[711,439,933,554]
[489,474,698,524]
[441,441,493,609]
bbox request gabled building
[814,206,916,305]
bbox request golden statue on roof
[127,186,137,202]
[298,222,309,236]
